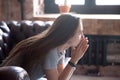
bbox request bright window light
[96,0,120,5]
[33,0,44,16]
[55,0,85,5]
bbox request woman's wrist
[69,59,78,65]
[68,61,77,68]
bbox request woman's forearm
[57,64,65,75]
[58,59,77,80]
[58,37,89,80]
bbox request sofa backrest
[0,21,10,63]
[0,20,53,63]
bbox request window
[44,0,120,14]
[96,0,120,5]
[55,0,85,5]
[33,0,44,16]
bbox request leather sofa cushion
[0,20,53,63]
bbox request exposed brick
[0,0,2,20]
[0,0,34,20]
[83,19,120,35]
[24,0,33,19]
[0,0,21,20]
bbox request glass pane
[55,0,85,5]
[96,0,120,5]
[33,0,44,16]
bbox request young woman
[1,14,89,80]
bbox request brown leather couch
[0,20,52,63]
[0,20,53,80]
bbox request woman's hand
[70,36,89,64]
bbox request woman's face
[58,23,83,52]
[67,24,83,48]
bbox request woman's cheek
[79,35,82,40]
[73,39,80,47]
[75,35,82,46]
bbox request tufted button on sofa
[0,20,53,64]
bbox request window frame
[44,0,120,14]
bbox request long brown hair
[2,14,79,73]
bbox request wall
[0,0,2,20]
[0,0,21,21]
[83,19,120,35]
[24,0,33,20]
[0,0,33,21]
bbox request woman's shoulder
[47,48,59,57]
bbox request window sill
[33,13,120,21]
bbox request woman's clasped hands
[71,36,89,64]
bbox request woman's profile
[1,14,89,80]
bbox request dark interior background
[44,0,120,14]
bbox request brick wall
[0,0,2,20]
[0,0,21,21]
[83,19,120,35]
[0,0,33,21]
[24,0,33,20]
